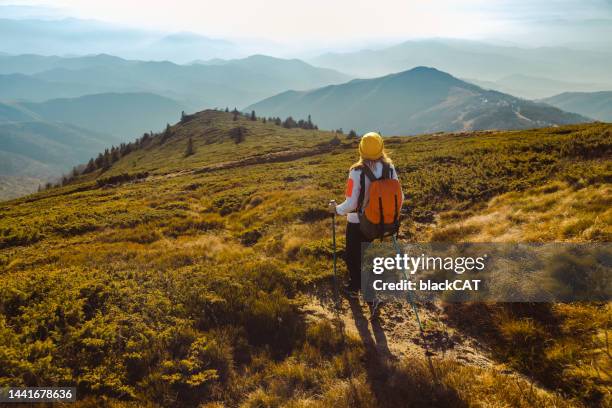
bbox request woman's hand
[328,200,337,214]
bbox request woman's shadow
[347,296,393,359]
[346,296,466,407]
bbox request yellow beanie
[359,132,384,160]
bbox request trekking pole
[391,235,424,335]
[330,203,340,310]
[330,202,359,398]
[392,235,439,383]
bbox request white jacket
[336,161,400,223]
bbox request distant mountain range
[247,67,590,135]
[0,48,605,200]
[466,75,610,100]
[309,39,612,97]
[540,91,612,122]
[0,54,350,108]
[0,17,240,63]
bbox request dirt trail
[145,144,340,183]
[303,295,495,369]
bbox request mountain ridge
[309,39,612,90]
[247,66,590,135]
[0,53,351,108]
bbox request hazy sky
[3,0,612,48]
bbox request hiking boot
[368,299,383,318]
[343,286,360,299]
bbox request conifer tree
[102,149,111,169]
[94,153,104,169]
[283,116,297,128]
[85,158,96,173]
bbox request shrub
[299,207,329,223]
[96,172,148,187]
[239,228,262,246]
[243,290,304,356]
[163,215,224,237]
[228,127,247,144]
[212,195,244,216]
[0,228,43,249]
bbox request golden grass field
[0,110,610,407]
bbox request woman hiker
[328,132,403,298]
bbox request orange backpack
[357,163,403,240]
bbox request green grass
[0,110,610,407]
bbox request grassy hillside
[0,111,610,407]
[247,67,590,135]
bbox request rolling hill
[247,67,590,135]
[0,110,609,406]
[0,72,105,102]
[0,93,186,199]
[0,120,115,200]
[19,92,186,139]
[540,91,612,122]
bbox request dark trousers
[345,222,372,291]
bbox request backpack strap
[356,165,376,213]
[393,191,399,233]
[381,162,391,180]
[378,196,384,240]
[362,165,376,182]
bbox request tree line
[224,107,318,130]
